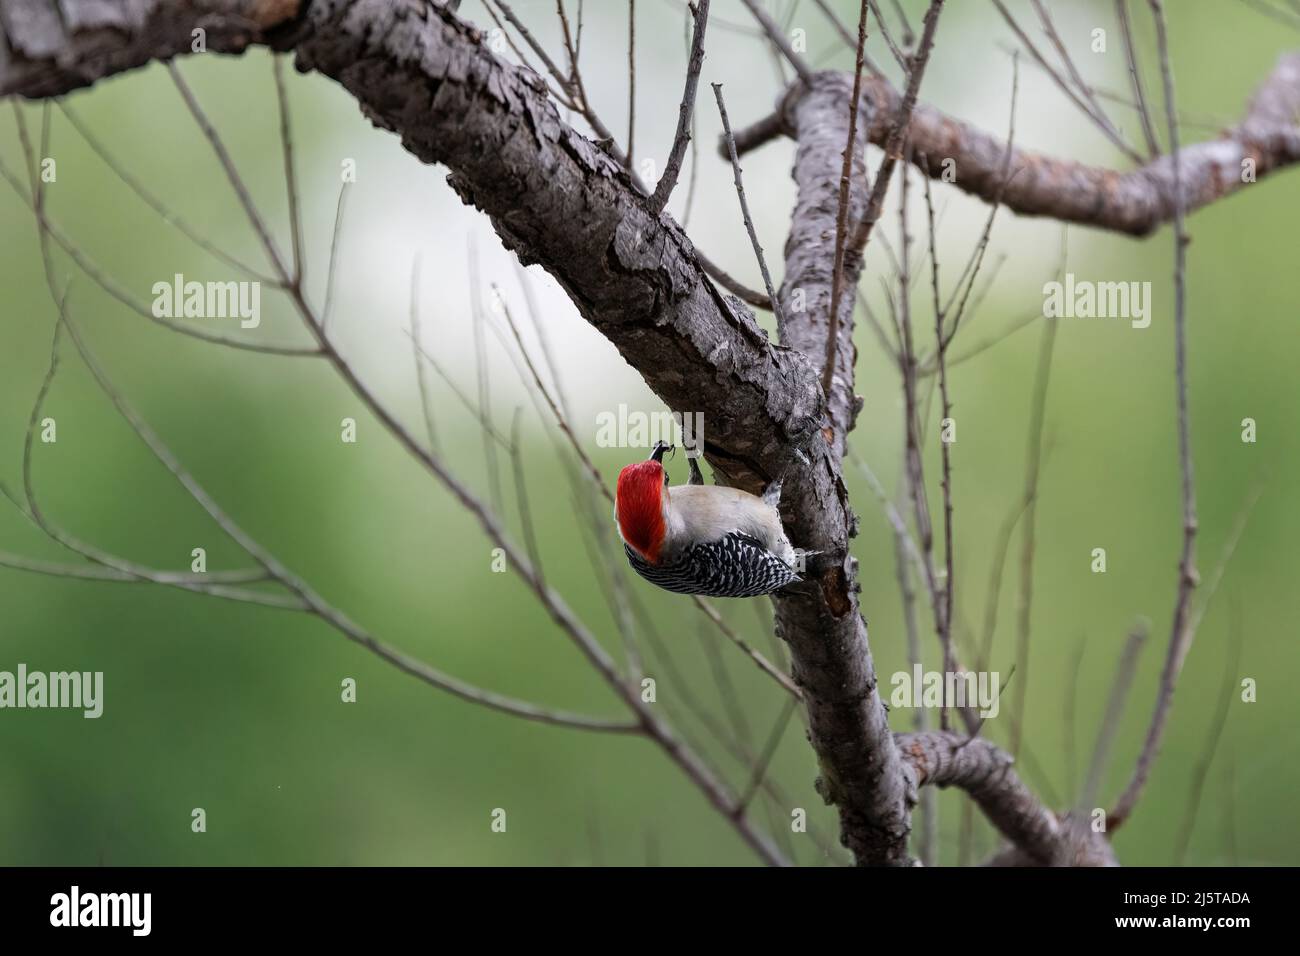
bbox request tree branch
[897,732,1117,866]
[0,0,303,97]
[768,69,915,865]
[722,53,1300,237]
[4,0,1273,867]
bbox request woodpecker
[614,442,802,597]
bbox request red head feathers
[616,460,666,563]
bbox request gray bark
[729,59,1300,237]
[4,0,1258,865]
[898,732,1118,867]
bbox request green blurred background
[0,0,1296,866]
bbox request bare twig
[55,102,274,283]
[991,0,1142,163]
[627,0,636,164]
[271,54,304,286]
[737,697,799,812]
[649,0,710,213]
[811,0,885,76]
[712,83,784,327]
[1029,0,1129,155]
[726,50,1300,236]
[1115,0,1161,157]
[1109,0,1200,831]
[494,287,798,699]
[30,289,632,734]
[867,0,910,71]
[134,59,794,864]
[1063,634,1087,801]
[824,0,871,397]
[1077,620,1149,814]
[1008,308,1059,758]
[739,0,813,82]
[1173,598,1244,864]
[924,163,957,710]
[0,158,316,356]
[409,256,441,457]
[321,182,350,333]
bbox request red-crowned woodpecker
[614,442,802,597]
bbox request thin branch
[1173,598,1243,864]
[692,597,803,700]
[55,102,274,283]
[168,62,289,281]
[680,10,702,230]
[885,0,915,46]
[739,0,813,82]
[0,159,316,356]
[728,49,1300,236]
[1077,620,1149,814]
[119,52,793,862]
[1063,634,1087,801]
[1109,0,1200,831]
[469,242,505,514]
[737,697,799,812]
[38,288,632,733]
[405,333,514,452]
[849,0,946,252]
[924,162,957,707]
[1029,0,1129,155]
[272,54,304,287]
[1115,0,1161,157]
[893,482,936,865]
[495,287,798,699]
[712,83,784,327]
[508,407,546,591]
[991,0,1143,163]
[648,0,710,213]
[409,255,441,457]
[824,0,871,396]
[627,0,636,164]
[811,0,885,76]
[1008,309,1060,758]
[867,0,910,72]
[321,182,350,332]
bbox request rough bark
[897,732,1117,867]
[0,0,1211,866]
[729,58,1300,237]
[769,75,915,865]
[0,0,302,97]
[289,0,920,865]
[4,0,911,862]
[287,1,827,491]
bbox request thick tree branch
[0,0,303,97]
[283,1,826,496]
[2,0,921,865]
[724,55,1300,237]
[3,0,1268,867]
[1,0,852,861]
[770,72,916,866]
[897,732,1117,867]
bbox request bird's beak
[649,441,673,463]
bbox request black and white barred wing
[623,532,800,598]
